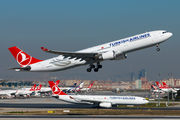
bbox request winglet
[41,47,49,51]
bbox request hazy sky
[0,0,180,81]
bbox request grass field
[4,109,180,115]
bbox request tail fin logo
[52,85,61,95]
[17,51,32,67]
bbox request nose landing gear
[156,44,160,51]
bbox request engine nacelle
[99,102,112,108]
[99,51,127,61]
[100,51,115,60]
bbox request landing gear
[87,68,91,72]
[87,62,102,72]
[156,44,160,51]
[94,68,98,72]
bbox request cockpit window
[162,31,166,34]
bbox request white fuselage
[15,88,35,96]
[29,30,172,72]
[0,90,17,97]
[55,95,149,106]
[160,88,177,93]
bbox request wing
[41,47,98,60]
[73,97,107,104]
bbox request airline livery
[156,81,177,93]
[8,30,172,72]
[49,81,149,108]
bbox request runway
[0,115,180,120]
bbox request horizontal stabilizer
[8,66,31,71]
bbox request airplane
[76,83,93,92]
[156,81,176,93]
[48,81,149,108]
[8,30,173,72]
[150,85,164,93]
[0,90,17,98]
[59,83,77,91]
[15,84,37,97]
[67,82,84,92]
[162,82,178,92]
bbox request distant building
[138,69,147,79]
[130,73,135,82]
[135,79,142,89]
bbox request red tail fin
[55,80,60,86]
[36,84,42,91]
[156,81,164,88]
[8,46,43,67]
[87,83,93,88]
[162,82,170,88]
[48,81,67,95]
[151,85,158,90]
[29,84,36,91]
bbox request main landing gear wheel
[97,64,102,69]
[156,48,160,51]
[87,68,91,72]
[94,68,98,72]
[86,63,102,72]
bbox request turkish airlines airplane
[0,90,17,97]
[162,82,179,92]
[8,30,172,72]
[48,81,149,108]
[15,84,42,97]
[156,81,176,93]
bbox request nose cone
[166,32,173,39]
[168,32,173,37]
[145,100,149,104]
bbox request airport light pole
[168,88,169,106]
[158,73,160,106]
[158,91,160,106]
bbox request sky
[0,0,180,81]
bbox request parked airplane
[162,82,178,92]
[150,85,164,93]
[48,81,149,108]
[0,90,17,97]
[67,82,84,92]
[156,81,176,93]
[8,30,172,72]
[77,83,93,92]
[15,84,37,97]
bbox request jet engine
[99,51,127,61]
[99,102,112,108]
